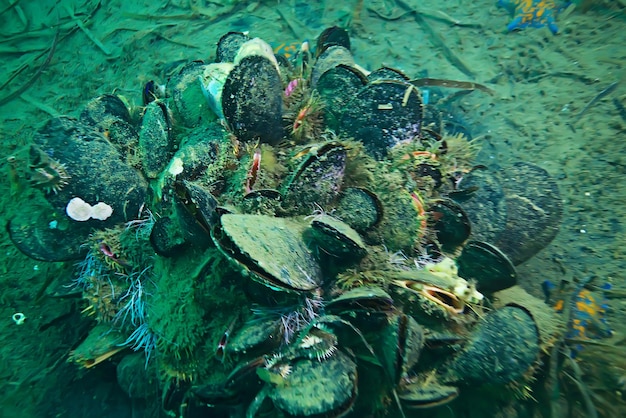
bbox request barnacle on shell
[29,158,71,194]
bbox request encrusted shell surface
[212,214,322,292]
[222,55,284,144]
[282,142,347,214]
[445,306,539,385]
[315,64,368,129]
[216,31,250,62]
[339,80,422,159]
[333,187,383,233]
[269,350,357,417]
[139,101,173,179]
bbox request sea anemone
[285,93,325,143]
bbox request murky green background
[1,0,625,417]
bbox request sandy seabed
[0,0,625,417]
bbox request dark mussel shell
[310,46,357,88]
[456,241,516,294]
[7,213,87,261]
[116,353,159,400]
[339,80,422,159]
[309,214,367,259]
[431,198,471,252]
[79,94,139,158]
[282,142,347,214]
[445,306,539,385]
[367,66,410,83]
[171,180,219,248]
[149,216,188,257]
[316,26,351,57]
[216,31,250,63]
[451,166,506,243]
[80,93,132,125]
[495,162,562,265]
[222,55,284,144]
[333,187,383,232]
[139,101,174,179]
[315,64,368,130]
[32,116,147,226]
[377,313,424,385]
[326,286,394,315]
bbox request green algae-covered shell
[212,214,322,293]
[139,101,173,179]
[228,318,283,355]
[269,350,357,417]
[445,305,539,385]
[334,187,383,233]
[167,61,213,128]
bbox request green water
[1,1,625,417]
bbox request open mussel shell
[211,214,322,293]
[268,350,357,417]
[451,166,507,243]
[170,180,219,248]
[310,45,357,88]
[198,62,234,119]
[315,64,368,129]
[216,31,250,62]
[333,187,383,233]
[445,306,539,385]
[398,379,459,409]
[282,142,346,213]
[377,313,424,385]
[316,26,351,57]
[494,162,562,265]
[308,214,367,259]
[139,100,174,179]
[326,286,394,315]
[167,60,213,128]
[456,241,516,293]
[431,198,471,252]
[338,80,422,159]
[222,55,284,144]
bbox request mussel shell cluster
[7,26,565,418]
